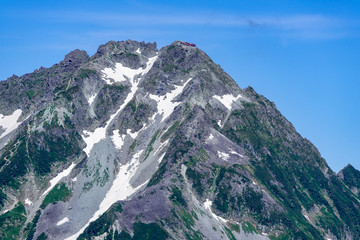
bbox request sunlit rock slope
[0,40,360,240]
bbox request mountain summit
[0,40,359,240]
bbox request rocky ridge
[0,40,359,240]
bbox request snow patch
[25,198,32,205]
[213,94,243,110]
[66,150,148,240]
[0,109,23,139]
[149,78,192,122]
[101,56,157,84]
[41,163,76,197]
[57,217,69,226]
[217,151,229,161]
[136,48,141,54]
[208,134,214,141]
[83,128,107,156]
[71,177,77,182]
[127,128,141,139]
[88,93,97,105]
[112,127,142,149]
[111,130,125,150]
[83,56,158,156]
[204,199,227,223]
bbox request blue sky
[0,0,359,172]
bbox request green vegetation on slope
[0,202,27,240]
[0,136,29,189]
[29,130,82,176]
[221,93,360,239]
[24,210,41,240]
[40,182,71,209]
[78,203,123,239]
[339,164,360,197]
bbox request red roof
[180,41,196,47]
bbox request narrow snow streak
[153,139,169,157]
[57,217,69,226]
[41,163,76,197]
[70,55,158,238]
[157,152,166,163]
[66,150,148,240]
[230,150,243,158]
[150,78,192,122]
[204,199,227,223]
[83,56,158,156]
[0,109,23,139]
[213,94,243,110]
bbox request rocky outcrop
[0,40,359,240]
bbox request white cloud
[41,11,351,40]
[6,8,356,42]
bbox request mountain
[338,164,360,198]
[0,40,359,240]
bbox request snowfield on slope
[213,94,243,110]
[0,109,23,139]
[149,77,192,122]
[204,199,227,223]
[65,150,148,240]
[83,55,158,156]
[41,163,76,197]
[68,55,159,240]
[101,56,157,84]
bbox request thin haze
[0,0,359,172]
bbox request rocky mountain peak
[62,49,90,66]
[338,164,360,198]
[338,163,360,180]
[92,40,158,60]
[0,40,360,240]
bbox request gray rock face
[0,40,359,240]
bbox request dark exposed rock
[0,40,359,240]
